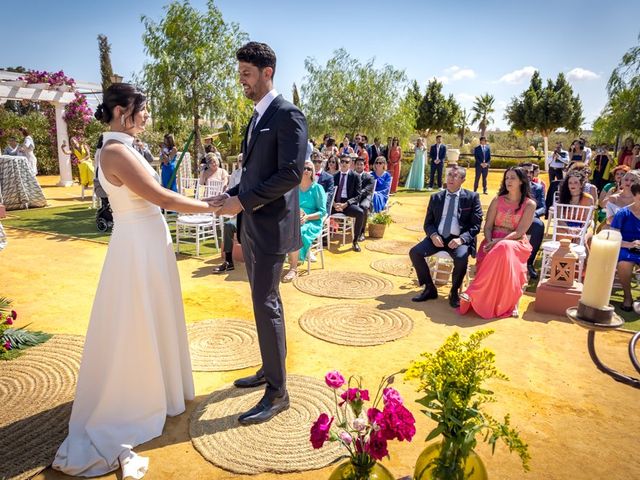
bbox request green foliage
[406,330,530,478]
[369,211,393,225]
[97,34,114,93]
[292,82,301,107]
[0,107,56,173]
[140,0,249,156]
[471,93,495,138]
[301,49,409,141]
[2,327,52,350]
[416,79,461,138]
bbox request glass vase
[414,441,488,480]
[329,457,395,480]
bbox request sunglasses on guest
[374,161,385,165]
[312,160,323,164]
[303,167,314,172]
[340,160,351,164]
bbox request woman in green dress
[405,137,426,190]
[283,159,327,282]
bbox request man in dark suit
[409,166,483,308]
[209,42,306,425]
[473,136,491,194]
[369,137,384,170]
[354,156,375,241]
[428,135,447,189]
[332,154,364,251]
[311,149,334,214]
[520,162,545,279]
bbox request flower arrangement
[405,330,530,479]
[0,297,51,360]
[310,370,416,478]
[369,212,393,226]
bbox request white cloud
[496,100,508,109]
[451,68,476,81]
[566,67,600,81]
[444,65,460,74]
[497,66,537,84]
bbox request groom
[209,42,307,425]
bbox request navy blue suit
[428,143,446,188]
[473,144,491,193]
[527,180,546,269]
[316,170,335,214]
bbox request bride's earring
[120,115,126,127]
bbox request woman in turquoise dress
[405,137,426,190]
[160,134,178,192]
[283,160,327,282]
[611,182,640,310]
[371,157,393,212]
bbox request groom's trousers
[240,229,287,399]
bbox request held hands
[202,194,243,216]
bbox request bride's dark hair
[95,83,147,125]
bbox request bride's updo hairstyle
[94,83,147,125]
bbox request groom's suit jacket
[423,188,483,256]
[227,94,308,255]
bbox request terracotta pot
[368,223,387,238]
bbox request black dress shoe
[238,392,290,425]
[412,286,438,302]
[233,373,267,388]
[449,290,460,308]
[352,242,361,252]
[213,261,234,273]
[527,264,538,280]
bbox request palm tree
[471,93,495,138]
[455,109,472,147]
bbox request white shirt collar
[446,188,461,197]
[254,88,278,120]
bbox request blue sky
[3,0,639,130]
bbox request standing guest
[382,136,393,160]
[368,137,384,170]
[332,154,365,252]
[618,137,635,168]
[282,159,327,282]
[133,138,155,164]
[18,127,37,176]
[352,133,363,154]
[580,138,592,163]
[311,150,335,214]
[358,142,370,171]
[340,136,354,155]
[405,137,427,191]
[631,144,640,170]
[62,137,95,188]
[428,135,446,190]
[3,136,19,155]
[160,134,178,192]
[387,137,402,194]
[409,166,483,308]
[213,154,244,274]
[592,144,613,191]
[322,136,338,157]
[371,156,392,212]
[473,136,491,194]
[460,167,535,318]
[354,157,375,241]
[520,162,545,279]
[569,140,586,167]
[326,154,340,176]
[611,182,640,311]
[548,142,569,182]
[199,152,229,188]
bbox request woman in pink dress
[460,167,536,319]
[388,137,402,194]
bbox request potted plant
[310,370,416,480]
[368,212,393,238]
[405,330,530,480]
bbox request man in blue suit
[473,136,491,194]
[520,162,545,279]
[311,150,334,214]
[428,135,446,189]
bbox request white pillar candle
[581,230,622,309]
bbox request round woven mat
[0,335,84,480]
[370,257,415,278]
[390,213,413,224]
[299,304,414,346]
[404,224,424,232]
[190,375,343,474]
[293,271,393,299]
[187,319,261,372]
[365,239,416,255]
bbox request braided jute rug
[187,318,261,372]
[0,335,84,480]
[403,224,424,232]
[293,271,393,299]
[299,303,414,346]
[370,257,415,278]
[190,375,344,474]
[365,239,416,255]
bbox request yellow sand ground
[3,172,640,480]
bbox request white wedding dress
[53,131,194,479]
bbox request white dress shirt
[253,88,279,125]
[338,171,349,199]
[437,188,461,237]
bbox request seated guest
[532,163,546,193]
[520,162,545,279]
[322,136,338,157]
[3,136,19,156]
[325,154,339,176]
[460,167,535,318]
[213,154,243,273]
[312,150,334,214]
[354,157,375,242]
[605,170,640,223]
[598,165,629,223]
[611,182,640,311]
[371,156,392,212]
[199,152,229,188]
[332,154,364,252]
[283,160,327,281]
[409,166,483,308]
[567,162,598,200]
[339,136,354,155]
[555,171,595,248]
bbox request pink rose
[310,413,334,449]
[380,403,416,442]
[382,387,403,406]
[324,370,345,389]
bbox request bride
[53,83,216,479]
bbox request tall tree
[455,108,472,147]
[471,93,495,138]
[141,0,248,157]
[292,82,301,107]
[97,34,114,93]
[506,71,583,169]
[301,49,407,140]
[416,79,461,140]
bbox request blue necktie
[442,193,456,238]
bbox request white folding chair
[544,190,559,236]
[307,215,329,274]
[539,203,595,282]
[427,251,471,288]
[178,177,199,198]
[328,187,356,245]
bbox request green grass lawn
[3,204,221,257]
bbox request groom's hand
[216,195,243,216]
[202,194,227,208]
